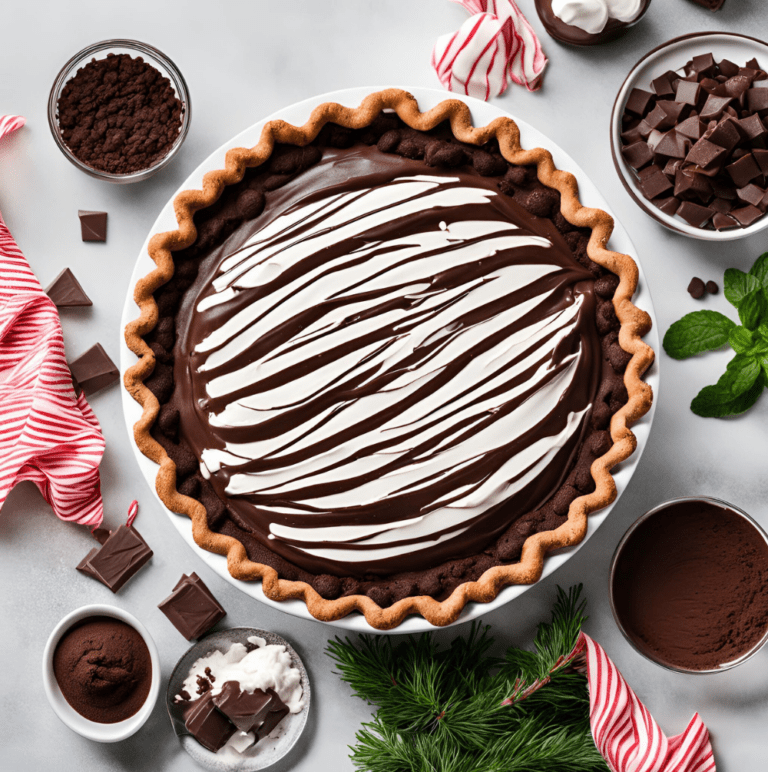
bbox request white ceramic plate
[120,86,659,635]
[610,32,768,242]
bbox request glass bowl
[609,496,768,675]
[47,39,191,184]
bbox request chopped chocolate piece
[711,176,737,199]
[707,119,741,151]
[625,88,655,117]
[44,268,92,307]
[706,280,719,294]
[675,80,701,106]
[78,210,108,243]
[700,94,732,121]
[636,119,654,138]
[663,159,683,178]
[674,169,713,201]
[621,141,654,170]
[700,77,727,97]
[656,196,680,216]
[685,138,726,169]
[710,197,734,214]
[713,211,738,231]
[621,126,643,145]
[213,682,273,733]
[651,74,676,99]
[68,343,119,396]
[158,572,226,640]
[677,201,715,228]
[730,204,763,226]
[76,525,152,592]
[690,53,717,78]
[753,148,768,174]
[723,75,752,102]
[255,689,290,741]
[737,183,766,208]
[726,153,761,187]
[746,58,765,77]
[739,68,760,84]
[658,100,689,124]
[688,277,706,299]
[655,130,690,160]
[640,168,673,200]
[184,692,236,752]
[747,88,768,113]
[676,116,705,141]
[736,113,767,141]
[645,104,676,131]
[719,58,739,77]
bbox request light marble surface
[1,1,768,770]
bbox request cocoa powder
[57,53,183,175]
[53,616,152,723]
[612,499,768,671]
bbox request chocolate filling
[142,115,630,607]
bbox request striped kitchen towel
[578,633,716,772]
[432,0,548,100]
[0,116,105,527]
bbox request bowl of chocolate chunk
[167,627,310,770]
[42,605,160,741]
[611,32,768,240]
[48,39,190,183]
[610,497,768,673]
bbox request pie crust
[124,88,654,630]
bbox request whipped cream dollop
[551,0,643,34]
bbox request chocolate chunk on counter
[44,268,92,307]
[158,573,226,640]
[78,210,108,242]
[687,277,706,299]
[706,280,719,294]
[77,525,153,592]
[213,682,273,733]
[184,692,236,752]
[68,343,119,396]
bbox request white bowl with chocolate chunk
[611,32,768,241]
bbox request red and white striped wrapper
[0,116,106,527]
[576,633,716,772]
[432,0,548,101]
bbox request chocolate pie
[125,89,654,629]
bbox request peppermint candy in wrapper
[576,633,716,772]
[0,116,106,528]
[432,0,548,100]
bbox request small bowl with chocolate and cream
[611,32,768,240]
[42,605,160,741]
[610,496,768,673]
[167,628,310,770]
[535,0,651,46]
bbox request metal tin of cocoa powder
[610,496,768,673]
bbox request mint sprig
[663,251,768,418]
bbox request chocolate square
[676,116,704,141]
[77,525,153,592]
[713,212,739,230]
[640,169,674,200]
[730,203,763,226]
[44,268,92,307]
[736,183,766,208]
[726,153,761,187]
[68,343,119,396]
[159,572,226,640]
[78,210,108,243]
[625,88,655,117]
[184,692,236,752]
[677,201,715,227]
[719,59,741,78]
[645,104,676,131]
[213,682,273,733]
[655,196,680,216]
[736,113,767,141]
[651,74,676,99]
[255,689,290,741]
[707,119,741,151]
[655,130,690,160]
[685,138,726,169]
[755,148,768,174]
[675,80,702,106]
[700,94,733,121]
[621,141,654,170]
[747,88,768,113]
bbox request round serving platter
[119,86,660,635]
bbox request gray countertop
[2,1,768,770]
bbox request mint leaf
[729,325,756,355]
[691,375,764,418]
[724,268,760,308]
[663,311,735,359]
[721,354,762,396]
[749,252,768,288]
[738,288,768,330]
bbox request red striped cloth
[431,0,548,100]
[577,633,716,772]
[0,116,105,527]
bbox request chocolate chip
[366,586,393,607]
[313,574,342,600]
[424,141,465,168]
[688,277,706,299]
[595,274,620,298]
[706,280,719,294]
[471,150,507,177]
[522,188,559,218]
[376,130,401,153]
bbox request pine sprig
[326,585,608,772]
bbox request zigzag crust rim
[124,88,655,631]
